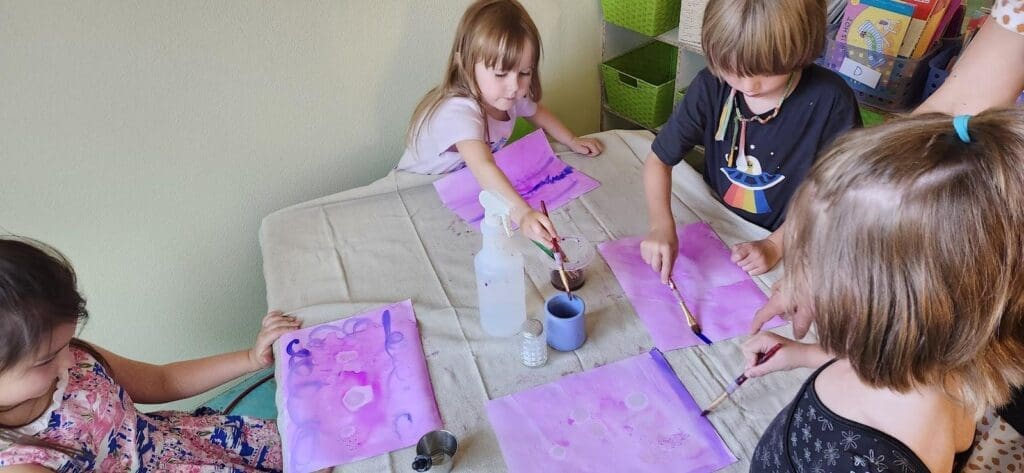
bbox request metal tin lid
[522,318,543,338]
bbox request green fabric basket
[602,41,678,129]
[601,0,682,36]
[674,88,686,105]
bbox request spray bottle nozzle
[479,190,514,237]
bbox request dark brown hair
[0,237,92,459]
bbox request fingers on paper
[750,294,785,335]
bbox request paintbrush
[666,278,712,345]
[539,200,573,299]
[531,239,556,260]
[700,343,783,416]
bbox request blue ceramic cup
[545,293,586,351]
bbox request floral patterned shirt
[750,359,971,473]
[0,346,283,472]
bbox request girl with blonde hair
[398,0,602,244]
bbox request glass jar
[520,318,548,368]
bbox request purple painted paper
[486,349,737,473]
[598,222,783,350]
[433,129,601,228]
[275,300,441,473]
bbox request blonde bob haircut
[406,0,542,146]
[783,108,1024,413]
[701,0,826,77]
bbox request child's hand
[516,208,558,244]
[741,332,808,378]
[641,226,678,283]
[731,238,781,276]
[569,137,603,157]
[248,310,302,370]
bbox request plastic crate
[601,0,682,36]
[601,41,679,129]
[675,88,686,105]
[816,34,942,112]
[921,44,961,102]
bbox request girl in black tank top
[750,360,973,473]
[741,110,1024,473]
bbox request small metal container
[411,430,458,472]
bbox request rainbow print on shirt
[720,154,786,214]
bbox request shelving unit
[599,16,706,133]
[599,6,707,170]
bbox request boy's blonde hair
[406,0,542,146]
[701,0,825,77]
[783,109,1024,412]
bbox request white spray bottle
[475,190,527,337]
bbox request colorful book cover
[934,0,964,40]
[911,0,953,57]
[838,0,916,57]
[898,0,944,57]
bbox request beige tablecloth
[260,129,810,472]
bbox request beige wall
[0,1,601,407]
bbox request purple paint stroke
[433,129,601,229]
[648,349,698,410]
[275,300,441,473]
[486,351,737,472]
[598,222,784,351]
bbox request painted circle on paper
[570,407,590,423]
[549,445,566,460]
[626,392,649,410]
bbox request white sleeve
[992,0,1024,35]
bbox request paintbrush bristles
[700,391,730,417]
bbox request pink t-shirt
[397,96,537,175]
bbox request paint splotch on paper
[433,129,601,228]
[275,300,441,472]
[599,222,783,350]
[486,349,736,472]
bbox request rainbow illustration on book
[720,154,785,214]
[838,0,915,58]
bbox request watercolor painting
[275,300,442,473]
[433,129,601,228]
[486,349,737,472]
[598,222,783,351]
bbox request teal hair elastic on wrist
[953,115,972,143]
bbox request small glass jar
[521,318,548,368]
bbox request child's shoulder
[799,64,858,99]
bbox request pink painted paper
[433,129,600,228]
[486,349,736,473]
[598,222,782,350]
[275,300,441,473]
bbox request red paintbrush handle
[734,343,784,386]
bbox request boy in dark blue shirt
[641,0,861,281]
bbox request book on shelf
[898,0,947,57]
[910,0,954,57]
[838,0,916,57]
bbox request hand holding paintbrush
[666,277,712,345]
[539,201,573,300]
[700,342,783,416]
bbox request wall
[0,0,602,407]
